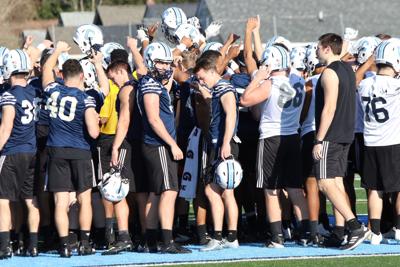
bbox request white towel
[179,127,201,200]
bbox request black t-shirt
[315,60,355,144]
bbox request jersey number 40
[46,91,78,122]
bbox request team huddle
[0,5,400,259]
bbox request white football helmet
[202,42,223,53]
[174,23,201,47]
[3,49,31,80]
[46,49,70,70]
[305,43,320,72]
[352,36,381,64]
[187,16,201,29]
[98,167,130,202]
[144,42,173,70]
[260,45,290,71]
[290,46,306,71]
[161,7,188,44]
[374,38,400,73]
[266,36,292,52]
[0,46,10,79]
[100,42,124,69]
[214,157,243,189]
[73,24,104,55]
[80,59,97,88]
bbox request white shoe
[395,228,400,241]
[200,238,224,252]
[223,239,239,249]
[370,233,382,245]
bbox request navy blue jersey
[0,85,39,155]
[176,77,197,142]
[209,79,239,148]
[85,88,104,113]
[44,82,96,151]
[137,75,176,146]
[0,82,11,122]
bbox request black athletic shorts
[97,134,137,192]
[256,134,303,190]
[362,144,400,192]
[301,131,315,180]
[142,143,179,194]
[130,139,148,193]
[35,125,49,193]
[0,153,36,201]
[205,140,240,185]
[47,147,96,193]
[313,141,350,179]
[348,133,365,177]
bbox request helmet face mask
[161,7,188,45]
[74,24,104,55]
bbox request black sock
[197,224,207,238]
[396,215,400,229]
[29,232,38,249]
[333,226,345,238]
[213,231,222,241]
[10,230,17,243]
[178,215,188,231]
[0,231,10,250]
[282,220,291,229]
[146,229,158,247]
[118,230,131,242]
[105,218,114,229]
[370,219,381,235]
[346,218,361,231]
[60,236,69,246]
[80,230,90,243]
[310,220,318,237]
[300,219,310,234]
[161,229,173,245]
[227,230,237,242]
[270,221,282,237]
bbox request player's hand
[89,49,103,65]
[24,35,34,49]
[127,36,138,49]
[181,36,193,48]
[227,33,240,44]
[170,144,184,161]
[254,65,271,81]
[220,142,231,160]
[148,22,159,38]
[312,144,323,160]
[227,45,240,59]
[246,17,258,32]
[55,41,71,53]
[111,147,119,166]
[205,21,222,40]
[254,15,261,32]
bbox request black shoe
[341,227,369,250]
[12,240,24,256]
[59,243,72,258]
[308,234,324,247]
[78,242,95,256]
[0,246,12,259]
[265,234,284,248]
[198,233,212,245]
[160,241,191,254]
[101,240,133,255]
[25,247,38,257]
[105,227,115,248]
[322,233,345,248]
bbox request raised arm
[42,41,70,88]
[127,37,147,77]
[244,17,259,75]
[89,49,110,96]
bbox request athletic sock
[333,226,345,238]
[370,219,381,235]
[227,230,237,242]
[346,218,361,232]
[105,218,114,230]
[270,221,282,237]
[80,230,90,244]
[310,220,318,237]
[396,215,400,229]
[300,219,311,235]
[197,224,207,238]
[118,230,131,242]
[59,236,69,247]
[161,229,173,245]
[146,229,158,247]
[178,215,188,231]
[29,232,38,249]
[214,231,223,241]
[0,231,10,250]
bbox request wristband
[314,139,323,145]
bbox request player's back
[259,75,304,139]
[45,82,96,151]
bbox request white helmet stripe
[16,49,27,72]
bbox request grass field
[164,255,400,267]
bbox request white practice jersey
[259,75,305,139]
[359,75,400,146]
[355,71,376,134]
[300,74,320,137]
